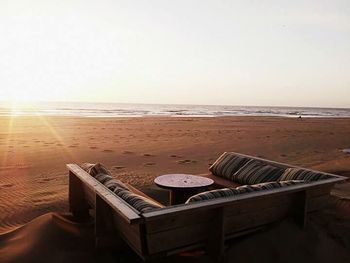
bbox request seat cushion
[186,180,305,203]
[81,163,162,213]
[81,163,130,191]
[232,159,285,185]
[209,152,250,180]
[113,187,163,213]
[80,163,112,177]
[104,178,130,191]
[279,168,331,182]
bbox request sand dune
[0,213,98,263]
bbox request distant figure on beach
[298,115,302,120]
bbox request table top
[154,174,214,190]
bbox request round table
[154,174,214,205]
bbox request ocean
[0,102,349,118]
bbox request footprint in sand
[177,159,197,164]
[113,166,125,170]
[170,154,182,158]
[143,153,154,157]
[123,151,134,155]
[89,146,98,149]
[37,178,55,184]
[0,183,14,189]
[144,162,156,166]
[102,149,114,153]
[280,154,287,157]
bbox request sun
[3,98,39,117]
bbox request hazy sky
[0,0,349,107]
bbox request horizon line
[0,100,350,110]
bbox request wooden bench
[67,153,347,262]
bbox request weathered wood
[294,191,308,228]
[67,164,142,224]
[146,209,212,234]
[155,174,214,189]
[112,210,144,257]
[146,194,292,234]
[83,185,95,208]
[155,174,214,205]
[307,185,332,198]
[142,179,340,221]
[95,193,122,248]
[69,171,89,219]
[146,219,211,254]
[308,195,331,212]
[207,207,225,262]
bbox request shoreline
[2,115,350,118]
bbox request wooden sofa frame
[67,153,347,261]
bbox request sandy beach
[0,116,350,262]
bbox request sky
[0,0,349,108]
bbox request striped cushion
[186,180,305,203]
[81,163,161,213]
[80,163,111,177]
[113,187,163,213]
[232,159,285,184]
[81,163,130,191]
[95,173,114,184]
[104,178,130,191]
[209,152,250,180]
[280,168,331,182]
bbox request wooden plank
[67,164,142,224]
[143,180,339,221]
[146,194,293,234]
[145,191,304,255]
[225,194,295,217]
[206,207,225,262]
[307,186,331,198]
[69,171,89,219]
[95,193,122,248]
[308,195,330,212]
[112,211,144,257]
[83,185,95,207]
[146,209,212,234]
[225,204,290,233]
[146,203,291,255]
[294,191,308,228]
[146,220,210,254]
